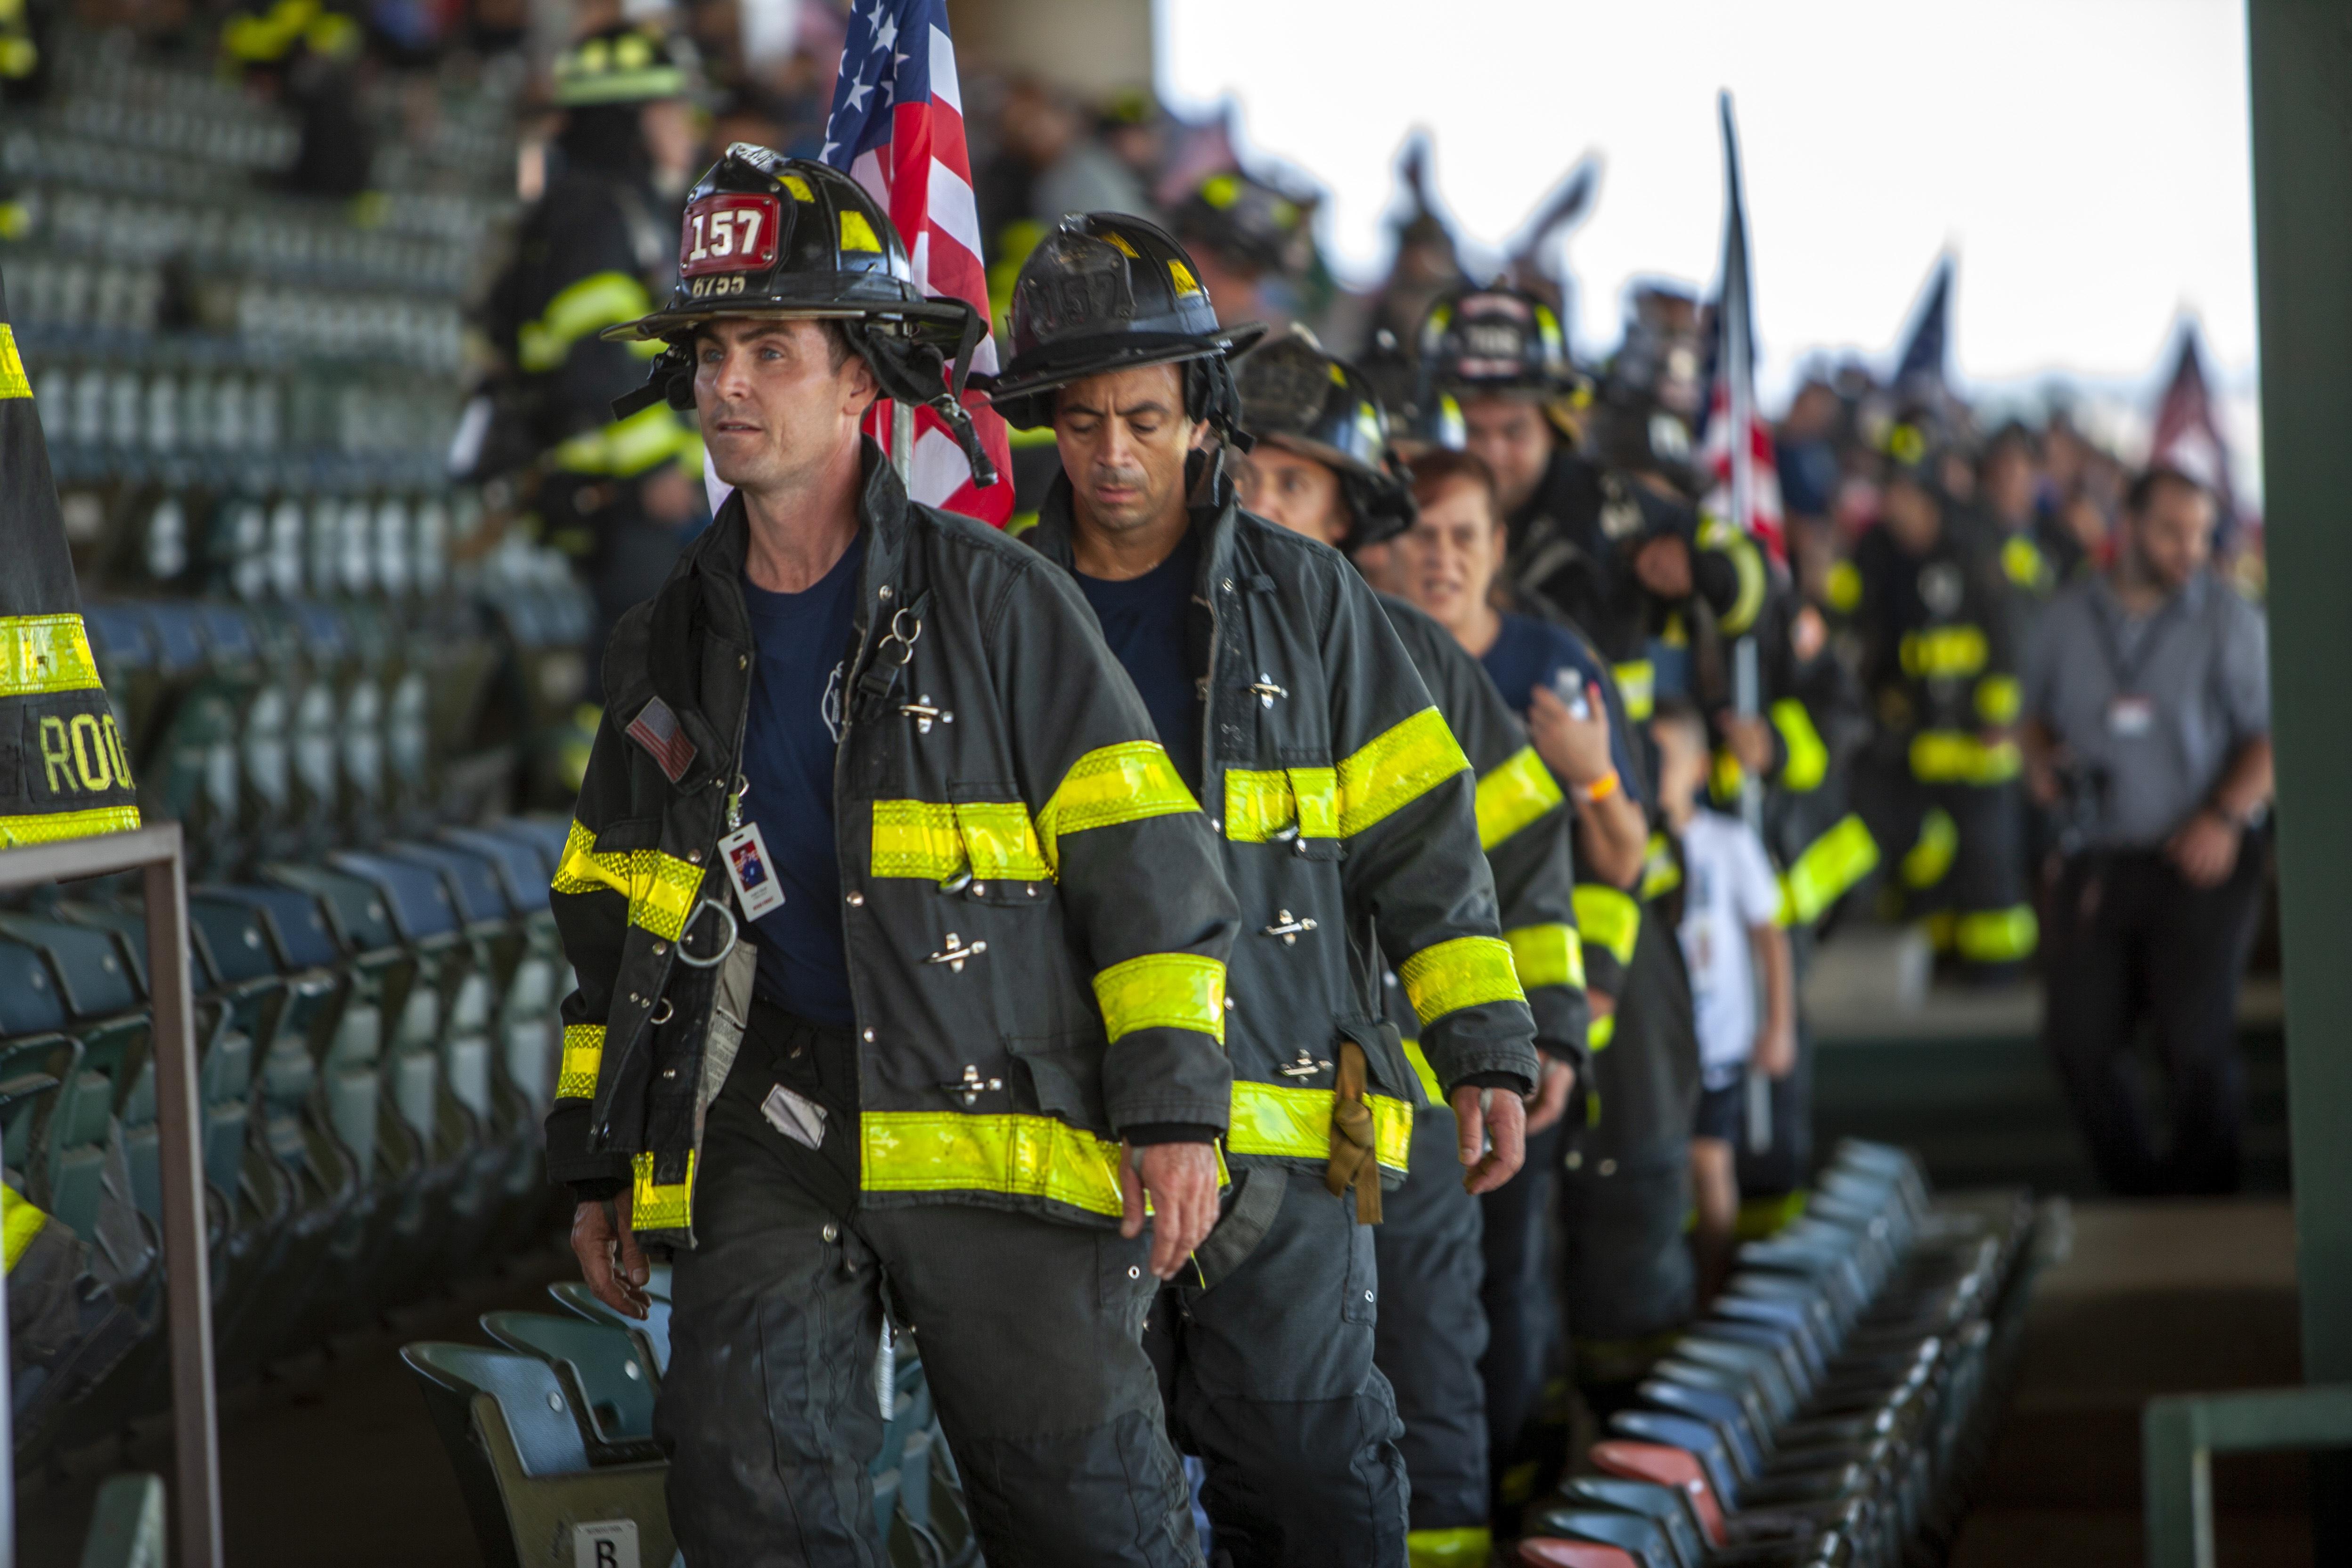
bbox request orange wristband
[1575,768,1621,804]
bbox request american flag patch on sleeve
[626,695,697,782]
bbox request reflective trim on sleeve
[1405,1527,1495,1566]
[1336,707,1470,837]
[1975,674,2022,727]
[1899,625,1989,680]
[3,1184,47,1273]
[1957,905,2039,964]
[556,1023,605,1100]
[552,818,706,940]
[870,800,1050,882]
[1504,923,1585,991]
[1700,517,1767,636]
[1397,935,1524,1027]
[629,1151,696,1233]
[2002,534,2050,592]
[1777,814,1880,926]
[519,270,654,373]
[1587,1012,1616,1051]
[1825,559,1862,613]
[1901,807,1958,890]
[861,1111,1129,1216]
[1400,1037,1444,1105]
[554,403,702,478]
[1612,660,1656,721]
[1093,953,1226,1045]
[1227,1080,1414,1173]
[1,613,104,697]
[1770,698,1829,792]
[1036,741,1199,868]
[1908,730,2021,784]
[1224,765,1339,843]
[1640,832,1682,901]
[1572,885,1640,967]
[1474,745,1565,850]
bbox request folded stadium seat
[1518,1511,1681,1568]
[480,1310,661,1465]
[131,600,251,881]
[548,1274,674,1381]
[1546,1475,1852,1568]
[80,604,163,770]
[1518,1545,1642,1568]
[400,1340,675,1568]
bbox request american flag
[823,0,1013,526]
[1700,91,1786,565]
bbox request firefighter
[997,214,1541,1568]
[1170,170,1314,335]
[1233,332,1588,1567]
[556,150,1238,1567]
[483,24,705,710]
[1834,413,2038,980]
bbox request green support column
[2248,3,2352,1556]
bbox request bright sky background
[1156,0,2256,421]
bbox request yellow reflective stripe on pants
[1957,905,2038,963]
[1975,673,2021,726]
[556,1024,604,1100]
[1613,660,1656,721]
[1400,1037,1443,1105]
[1902,807,1957,890]
[1,612,103,697]
[630,1151,696,1232]
[1407,1526,1494,1568]
[862,1111,1130,1216]
[1909,730,2021,784]
[1474,745,1563,849]
[518,270,653,373]
[1770,698,1829,792]
[0,804,141,847]
[1337,707,1470,836]
[1398,935,1523,1028]
[1224,764,1339,843]
[3,1183,48,1272]
[869,800,1050,882]
[1899,624,1988,679]
[1093,953,1226,1045]
[1035,741,1198,866]
[1778,814,1879,926]
[1572,884,1640,967]
[552,818,705,940]
[554,403,701,479]
[1227,1080,1413,1172]
[1504,923,1584,990]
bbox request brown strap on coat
[1326,1038,1383,1225]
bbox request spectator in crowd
[2025,466,2272,1195]
[1034,85,1164,223]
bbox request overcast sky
[1157,0,2255,412]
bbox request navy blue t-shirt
[737,534,866,1024]
[1076,531,1203,788]
[1478,610,1644,805]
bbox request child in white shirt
[1652,699,1795,1301]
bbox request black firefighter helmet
[603,144,997,486]
[1410,283,1588,448]
[1234,330,1415,549]
[989,212,1266,441]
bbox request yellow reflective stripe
[1407,1526,1495,1567]
[519,270,654,373]
[1701,517,1767,636]
[1771,698,1829,792]
[870,800,1050,882]
[1777,814,1878,926]
[1474,745,1564,849]
[1503,923,1584,991]
[1093,953,1226,1045]
[1902,807,1957,890]
[1337,708,1470,836]
[629,1151,696,1233]
[1572,884,1640,966]
[1899,625,1988,679]
[1613,660,1656,721]
[1909,730,2021,784]
[552,819,705,940]
[552,404,698,477]
[3,1184,47,1273]
[1641,832,1682,901]
[0,805,141,847]
[1036,742,1198,868]
[862,1111,1129,1216]
[1825,559,1862,613]
[2001,534,2048,591]
[0,323,30,398]
[1224,766,1339,843]
[1975,674,2021,726]
[556,1024,604,1100]
[1,613,103,697]
[1400,1037,1443,1104]
[1587,1012,1616,1051]
[1398,935,1523,1027]
[1710,746,1745,803]
[1227,1080,1414,1172]
[1957,905,2038,963]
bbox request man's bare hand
[1120,1141,1221,1281]
[1453,1084,1527,1195]
[1633,536,1693,599]
[1754,1022,1797,1079]
[1525,1056,1577,1133]
[572,1192,651,1319]
[1528,683,1615,789]
[2167,808,2241,889]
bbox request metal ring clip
[674,899,740,969]
[648,997,675,1025]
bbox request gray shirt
[2025,571,2269,849]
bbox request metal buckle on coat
[1249,673,1287,708]
[900,693,952,733]
[1261,909,1317,944]
[925,931,987,972]
[674,899,740,968]
[940,1064,1004,1107]
[1276,1048,1331,1079]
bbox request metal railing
[2142,1382,2352,1568]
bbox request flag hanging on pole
[1893,253,1954,407]
[2149,319,2236,523]
[821,0,1013,526]
[1700,91,1785,566]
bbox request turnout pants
[1371,1102,1491,1562]
[1147,1160,1410,1568]
[659,1009,1200,1568]
[1861,758,2036,978]
[2041,838,2266,1195]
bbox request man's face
[1395,475,1504,639]
[1052,364,1205,538]
[1984,444,2036,524]
[1881,474,1942,556]
[639,99,699,194]
[693,318,876,492]
[1459,393,1553,518]
[1234,441,1348,547]
[2133,478,2216,591]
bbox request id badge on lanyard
[2107,695,2156,738]
[717,774,785,920]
